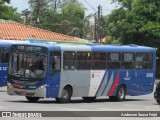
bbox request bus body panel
[0,63,8,86]
[59,71,91,97]
[0,42,12,87]
[89,70,105,96]
[46,72,61,98]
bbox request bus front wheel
[116,85,126,101]
[156,100,160,104]
[82,97,96,102]
[56,87,71,103]
[26,96,40,103]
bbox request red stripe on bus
[108,72,120,96]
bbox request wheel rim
[118,88,125,99]
[62,90,69,100]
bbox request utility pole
[97,5,102,43]
[94,5,102,43]
[94,13,97,42]
[97,5,101,43]
[35,0,40,25]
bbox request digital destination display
[12,45,47,53]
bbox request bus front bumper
[7,83,47,98]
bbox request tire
[109,96,116,101]
[56,87,71,103]
[115,85,126,101]
[26,96,40,103]
[82,97,96,102]
[156,100,160,104]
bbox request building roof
[0,20,86,43]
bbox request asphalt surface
[0,82,160,120]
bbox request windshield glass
[9,52,47,78]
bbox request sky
[9,0,118,16]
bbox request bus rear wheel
[82,97,96,102]
[26,97,40,103]
[56,87,71,103]
[156,100,160,104]
[116,85,126,101]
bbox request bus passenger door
[47,51,61,98]
[0,48,9,87]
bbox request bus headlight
[38,84,47,90]
[8,83,13,88]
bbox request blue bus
[0,40,30,87]
[0,42,12,87]
[7,43,156,103]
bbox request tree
[0,0,10,4]
[111,0,133,11]
[60,2,85,37]
[0,0,22,22]
[27,0,86,38]
[105,0,160,47]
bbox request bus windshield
[9,52,47,79]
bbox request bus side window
[92,52,106,70]
[63,51,76,70]
[2,48,9,63]
[134,53,149,69]
[107,53,121,69]
[121,53,134,69]
[50,51,61,70]
[148,53,153,69]
[0,48,1,63]
[77,52,91,70]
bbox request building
[0,20,88,43]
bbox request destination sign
[12,45,47,53]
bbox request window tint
[148,53,153,69]
[2,48,9,63]
[92,52,106,70]
[63,51,76,70]
[134,53,151,69]
[122,53,134,69]
[50,51,61,70]
[0,48,1,62]
[107,53,121,69]
[77,52,91,70]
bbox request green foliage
[105,0,160,54]
[0,4,22,22]
[27,0,86,38]
[0,0,10,4]
[104,36,121,44]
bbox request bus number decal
[146,73,153,78]
[0,67,8,71]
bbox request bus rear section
[0,42,12,87]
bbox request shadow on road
[5,98,150,104]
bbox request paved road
[0,85,159,120]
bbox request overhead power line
[83,0,97,12]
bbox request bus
[0,42,12,87]
[7,43,156,103]
[0,40,30,87]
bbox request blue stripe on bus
[101,71,114,96]
[95,70,107,96]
